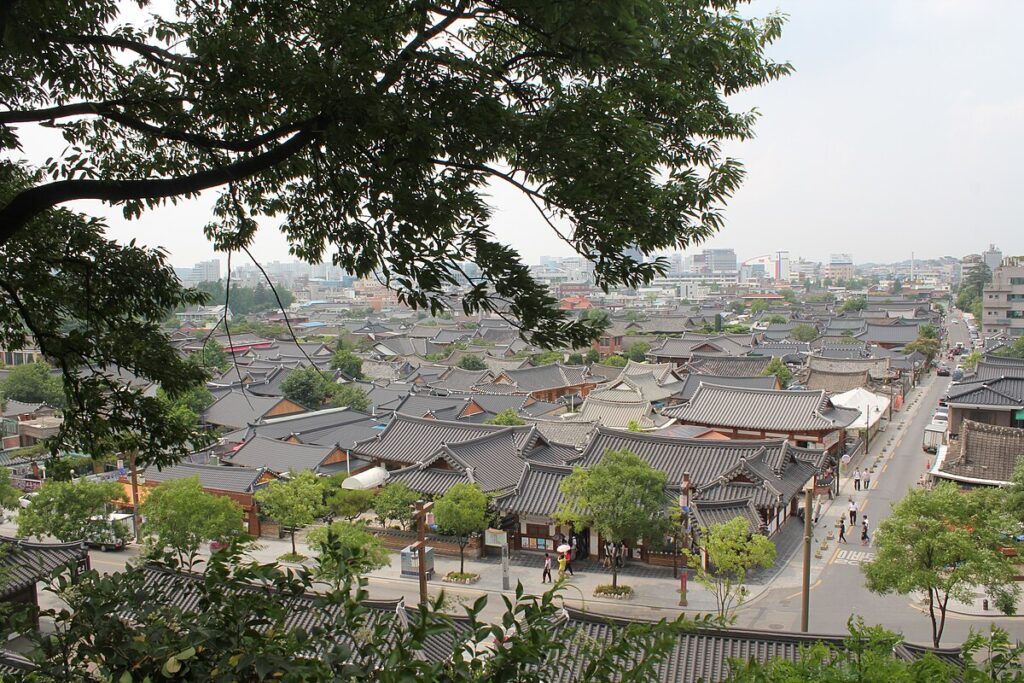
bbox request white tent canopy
[831,387,890,430]
[342,466,388,490]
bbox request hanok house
[223,435,349,476]
[122,462,276,535]
[0,537,89,624]
[944,375,1024,438]
[931,419,1024,488]
[497,428,824,562]
[487,363,599,402]
[646,334,753,365]
[687,353,773,378]
[201,390,307,430]
[661,384,858,455]
[350,413,574,475]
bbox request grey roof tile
[663,384,858,433]
[226,435,336,473]
[143,462,267,492]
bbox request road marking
[833,550,875,566]
[827,546,841,565]
[881,462,889,473]
[782,579,822,602]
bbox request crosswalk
[832,549,875,566]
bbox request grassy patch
[594,584,634,598]
[278,552,307,563]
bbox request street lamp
[800,483,813,633]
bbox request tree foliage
[839,296,867,313]
[626,342,651,362]
[0,165,210,470]
[306,521,390,589]
[790,324,818,342]
[0,361,64,407]
[330,349,364,379]
[688,516,775,620]
[749,299,769,314]
[326,486,375,522]
[433,482,490,574]
[762,314,787,325]
[140,477,244,569]
[329,384,371,412]
[255,471,325,557]
[485,408,526,426]
[761,357,792,389]
[374,482,419,531]
[604,355,627,368]
[193,340,231,372]
[194,281,294,316]
[0,466,22,510]
[457,354,488,371]
[0,0,789,350]
[557,449,668,588]
[17,479,127,543]
[862,482,1021,647]
[905,336,940,365]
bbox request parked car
[86,512,134,552]
[937,365,950,376]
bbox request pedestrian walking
[618,542,628,567]
[542,553,552,584]
[848,498,858,525]
[860,520,870,546]
[853,468,862,491]
[557,554,567,579]
[564,551,574,576]
[838,518,847,544]
[863,470,871,490]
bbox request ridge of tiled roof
[662,383,857,432]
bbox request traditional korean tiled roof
[969,360,1024,382]
[648,334,751,360]
[496,462,574,516]
[202,391,304,429]
[494,363,591,392]
[748,342,810,360]
[222,407,385,448]
[351,413,539,466]
[565,385,664,429]
[691,498,764,533]
[526,418,598,447]
[807,354,891,379]
[0,537,88,598]
[939,419,1024,484]
[857,322,922,345]
[143,462,267,493]
[588,363,626,382]
[620,359,680,384]
[946,377,1024,408]
[803,368,870,394]
[429,367,494,392]
[225,435,337,473]
[672,374,778,403]
[688,354,772,377]
[662,384,858,433]
[546,608,961,683]
[577,427,802,482]
[1,399,45,418]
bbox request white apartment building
[982,258,1024,337]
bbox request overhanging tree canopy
[1,0,789,349]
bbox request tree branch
[0,127,315,248]
[63,33,197,70]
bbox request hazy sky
[24,1,1024,268]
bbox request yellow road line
[782,579,822,602]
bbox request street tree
[761,357,792,389]
[604,355,627,368]
[255,471,325,559]
[790,324,818,342]
[17,479,127,543]
[326,487,375,523]
[457,354,488,371]
[1,1,789,351]
[585,349,601,364]
[688,516,775,620]
[330,350,364,379]
[557,449,668,588]
[862,482,1021,647]
[0,361,65,408]
[961,351,982,370]
[905,336,940,366]
[486,408,526,426]
[373,482,419,531]
[306,521,390,590]
[140,477,244,569]
[1003,456,1024,526]
[0,467,22,511]
[433,482,490,575]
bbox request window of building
[1011,277,1024,285]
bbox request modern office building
[983,244,1003,273]
[826,253,855,281]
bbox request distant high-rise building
[622,246,645,264]
[961,253,983,284]
[982,257,1024,337]
[175,259,221,285]
[983,244,1003,272]
[703,248,737,274]
[826,253,855,281]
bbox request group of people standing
[852,468,870,491]
[839,498,870,545]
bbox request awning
[342,466,388,490]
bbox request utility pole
[410,500,434,606]
[800,485,813,632]
[128,449,142,543]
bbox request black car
[937,366,950,376]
